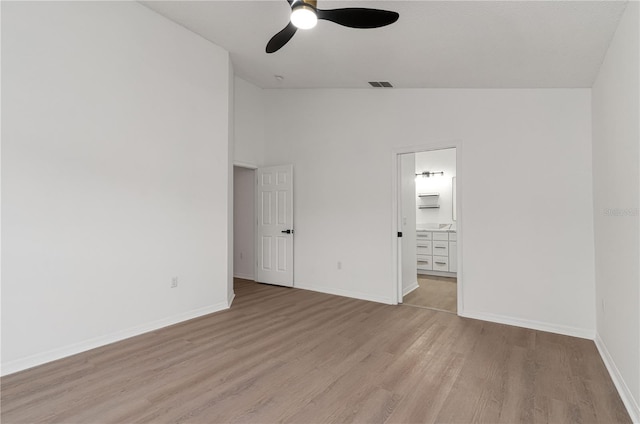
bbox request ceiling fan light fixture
[291,4,317,29]
[266,0,398,53]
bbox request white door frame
[391,140,464,315]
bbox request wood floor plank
[0,279,631,424]
[404,275,457,313]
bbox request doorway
[233,164,295,292]
[233,165,256,282]
[394,145,461,314]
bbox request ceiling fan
[266,0,399,53]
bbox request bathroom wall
[415,148,457,225]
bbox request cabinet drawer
[432,240,449,255]
[416,242,432,255]
[417,255,432,270]
[433,232,449,241]
[449,232,457,241]
[416,231,432,241]
[433,256,449,271]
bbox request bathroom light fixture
[290,2,318,29]
[416,171,444,178]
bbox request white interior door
[255,165,294,287]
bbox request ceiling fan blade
[266,21,298,53]
[317,8,399,29]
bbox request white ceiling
[141,0,628,88]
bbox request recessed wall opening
[233,165,256,285]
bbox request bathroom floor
[403,275,457,313]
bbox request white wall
[234,77,265,167]
[592,2,640,421]
[233,166,255,280]
[400,153,417,296]
[232,77,265,284]
[263,89,595,336]
[1,2,233,374]
[415,148,456,225]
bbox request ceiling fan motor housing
[296,0,317,9]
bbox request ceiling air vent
[368,81,393,88]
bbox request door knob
[281,229,294,234]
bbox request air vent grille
[368,81,393,88]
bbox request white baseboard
[459,310,595,340]
[227,292,236,307]
[403,281,419,296]
[294,283,395,305]
[1,301,229,377]
[418,270,456,278]
[595,333,640,423]
[233,273,254,281]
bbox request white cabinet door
[433,232,449,241]
[417,231,432,241]
[416,241,432,256]
[255,165,294,287]
[433,256,449,271]
[432,240,449,256]
[417,255,433,271]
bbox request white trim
[459,310,595,340]
[403,281,419,296]
[1,301,229,377]
[227,292,236,307]
[391,153,401,304]
[391,140,464,315]
[233,161,258,169]
[233,272,255,281]
[595,333,640,424]
[294,282,395,305]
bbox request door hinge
[397,232,403,237]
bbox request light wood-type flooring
[1,279,631,423]
[403,275,457,313]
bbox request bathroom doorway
[395,146,460,314]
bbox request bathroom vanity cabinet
[417,229,457,276]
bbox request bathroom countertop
[417,224,456,232]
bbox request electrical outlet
[171,277,178,288]
[337,261,342,270]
